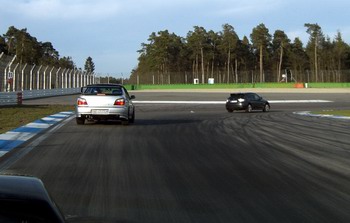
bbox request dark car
[0,175,66,223]
[225,93,270,113]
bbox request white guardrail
[0,88,81,105]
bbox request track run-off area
[0,90,350,223]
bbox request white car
[75,84,135,125]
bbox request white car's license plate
[92,109,108,114]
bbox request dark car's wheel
[76,117,85,125]
[227,109,234,113]
[246,104,252,113]
[263,104,270,112]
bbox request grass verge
[311,110,350,117]
[124,82,350,90]
[124,83,296,90]
[0,105,74,134]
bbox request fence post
[30,65,35,90]
[69,69,73,88]
[67,69,71,88]
[36,65,42,90]
[61,68,66,88]
[3,55,17,92]
[55,67,61,89]
[76,71,80,87]
[64,69,69,88]
[21,64,27,91]
[12,63,19,91]
[43,66,48,90]
[49,67,54,89]
[83,72,86,86]
[73,70,75,87]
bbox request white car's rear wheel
[129,110,135,123]
[76,117,85,125]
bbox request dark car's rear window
[230,94,245,100]
[83,87,123,95]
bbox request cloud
[338,26,350,39]
[214,0,284,17]
[1,0,203,19]
[283,25,350,45]
[120,0,285,17]
[285,30,309,44]
[1,0,284,21]
[2,0,121,20]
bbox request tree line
[0,26,95,73]
[130,23,350,84]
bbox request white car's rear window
[83,87,123,95]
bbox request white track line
[294,111,350,120]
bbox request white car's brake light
[77,98,88,106]
[114,98,125,106]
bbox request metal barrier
[0,92,18,105]
[22,88,80,99]
[0,88,80,106]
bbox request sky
[1,0,350,78]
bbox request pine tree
[250,23,272,82]
[84,56,95,73]
[305,23,324,82]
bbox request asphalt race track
[1,92,350,223]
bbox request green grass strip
[0,105,74,134]
[124,83,297,90]
[124,82,350,90]
[308,83,350,88]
